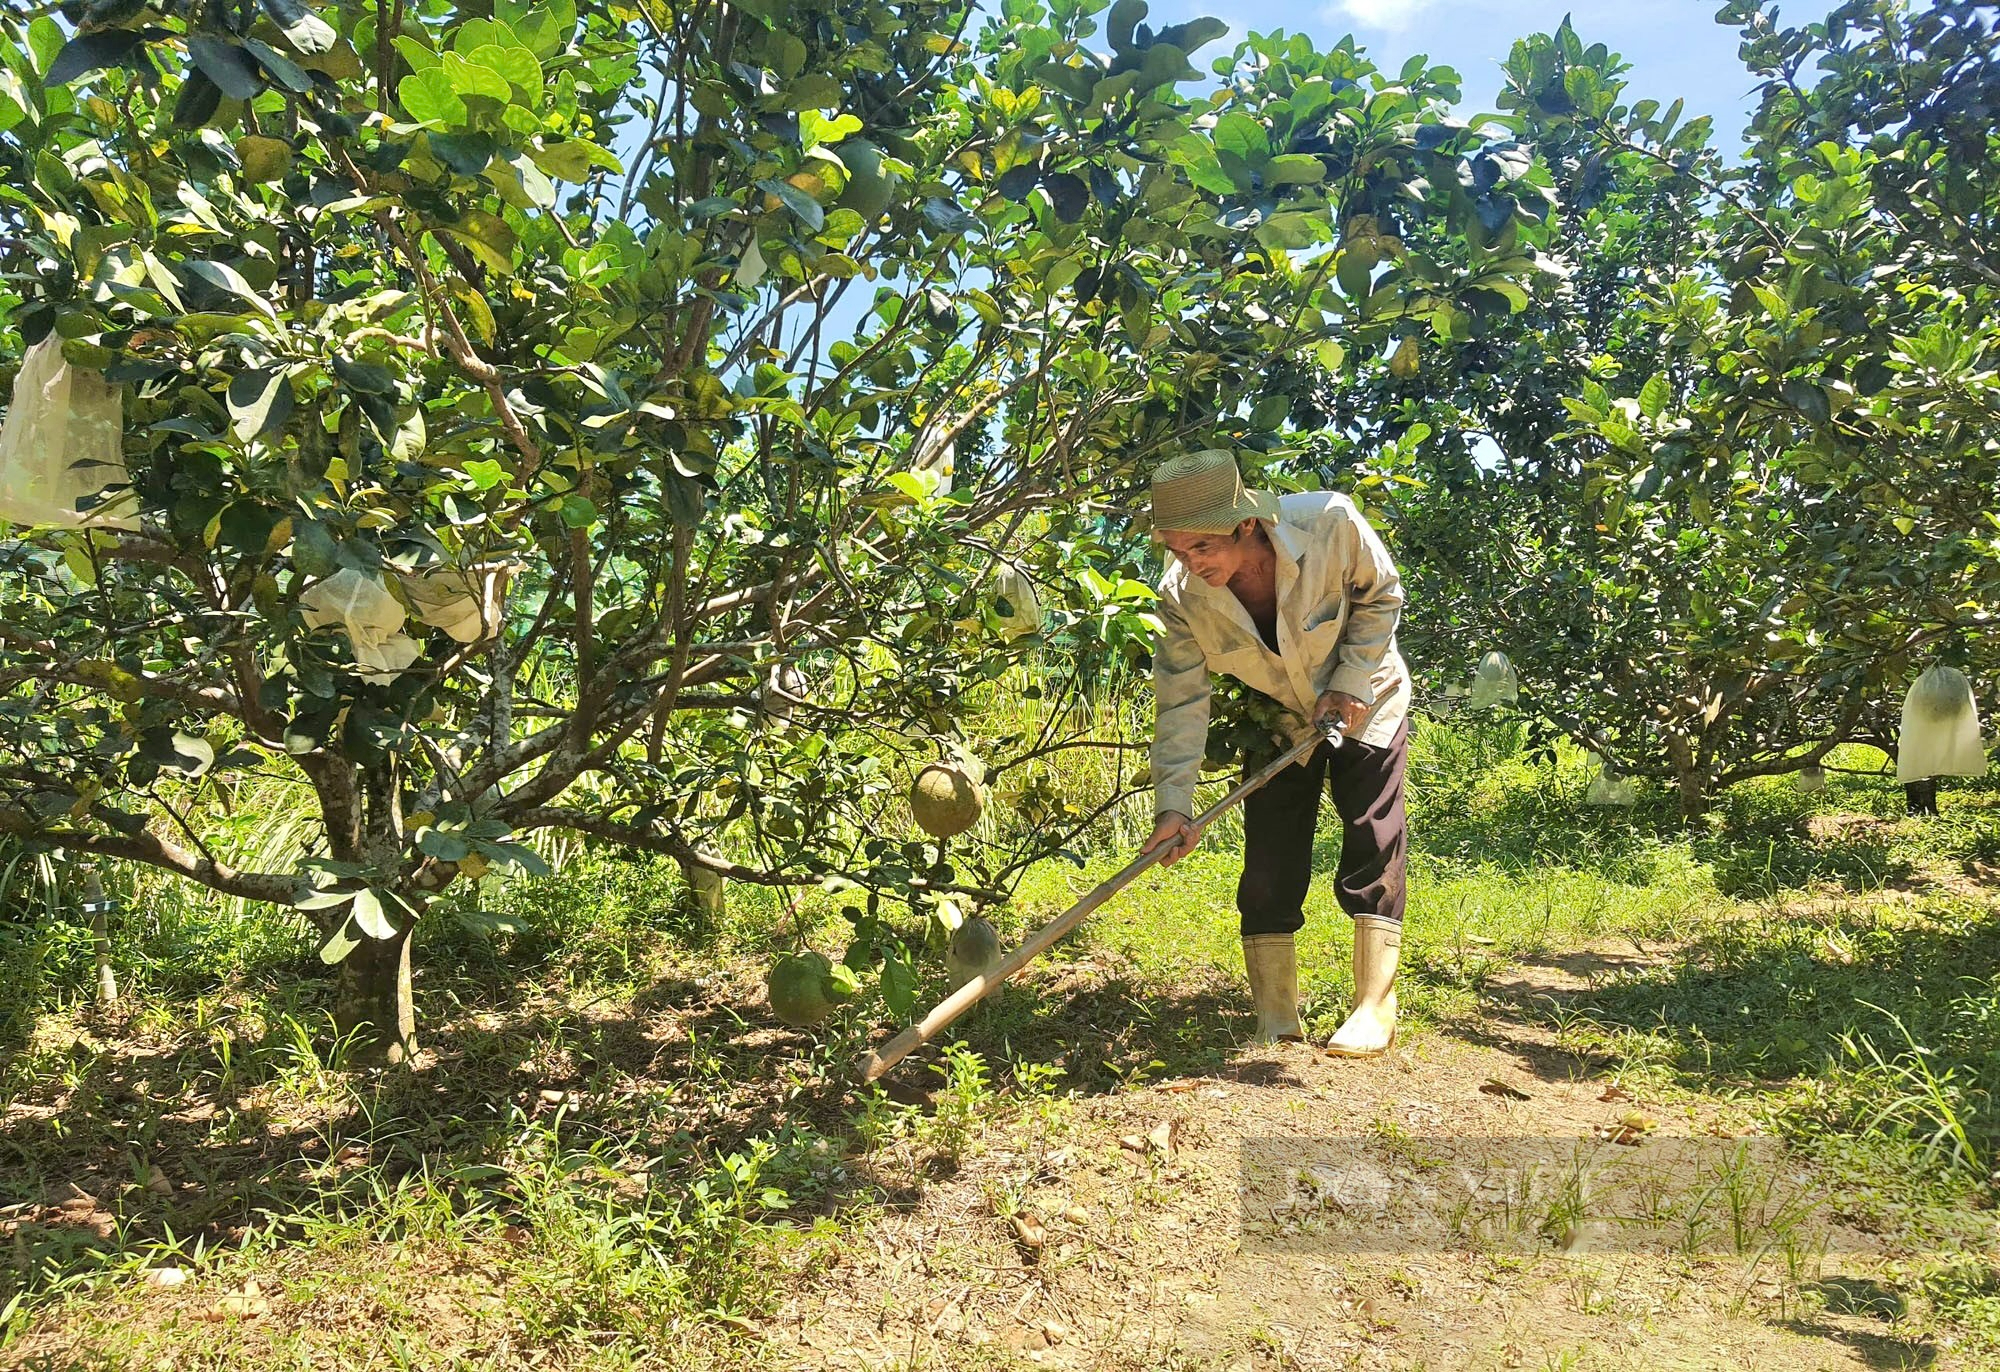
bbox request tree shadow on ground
[1690,827,1915,898]
[0,945,1287,1306]
[1465,901,1999,1089]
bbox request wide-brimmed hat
[1148,449,1280,537]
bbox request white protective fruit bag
[0,336,138,529]
[1467,650,1519,709]
[1582,751,1638,806]
[399,560,514,644]
[1897,665,1988,783]
[989,561,1042,640]
[299,567,421,684]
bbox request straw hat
[1148,449,1280,536]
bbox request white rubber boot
[1325,916,1399,1057]
[1242,933,1303,1044]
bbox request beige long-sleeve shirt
[1150,490,1412,819]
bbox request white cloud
[1327,0,1437,31]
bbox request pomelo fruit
[833,138,898,220]
[767,950,839,1027]
[945,915,1003,990]
[910,761,984,838]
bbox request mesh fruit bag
[299,567,421,684]
[1897,665,1987,783]
[0,337,138,529]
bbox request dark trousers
[1237,721,1409,936]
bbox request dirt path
[775,945,1941,1371]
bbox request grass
[2,716,1998,1365]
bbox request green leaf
[417,827,473,861]
[450,284,498,346]
[442,52,514,105]
[187,35,266,101]
[227,367,294,440]
[496,154,557,209]
[172,69,223,128]
[529,138,621,182]
[880,954,919,1015]
[244,39,314,94]
[291,518,339,577]
[317,919,362,964]
[1107,0,1148,53]
[46,29,143,85]
[351,888,398,940]
[1638,372,1670,421]
[331,355,396,394]
[468,43,542,96]
[428,131,497,176]
[758,177,825,231]
[1781,378,1831,425]
[1044,170,1088,222]
[496,0,574,59]
[1266,154,1326,186]
[166,732,215,777]
[259,0,338,55]
[1212,111,1269,167]
[442,209,519,276]
[399,67,467,126]
[1253,211,1322,250]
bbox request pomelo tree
[0,0,1541,1059]
[1282,8,1998,816]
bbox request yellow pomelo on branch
[910,758,984,838]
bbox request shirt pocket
[1301,593,1346,633]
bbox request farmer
[1142,450,1412,1057]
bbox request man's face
[1159,520,1259,586]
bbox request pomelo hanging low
[1897,665,1988,783]
[945,916,1004,990]
[766,950,857,1028]
[1467,651,1519,709]
[910,752,985,838]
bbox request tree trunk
[334,922,417,1064]
[85,870,117,1008]
[1677,769,1708,821]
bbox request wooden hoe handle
[856,720,1345,1082]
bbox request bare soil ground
[1,914,1974,1370]
[775,946,1944,1372]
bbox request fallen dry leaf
[142,1266,188,1289]
[1061,1204,1090,1224]
[1009,1213,1046,1251]
[1117,1134,1147,1153]
[1041,1318,1068,1345]
[207,1279,269,1320]
[1597,1084,1633,1103]
[1147,1119,1176,1157]
[1158,1081,1197,1094]
[1479,1079,1531,1101]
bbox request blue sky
[1197,0,1764,150]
